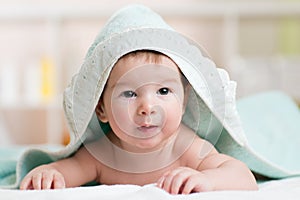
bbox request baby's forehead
[109,50,188,86]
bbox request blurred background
[0,0,299,145]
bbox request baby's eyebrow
[160,78,182,85]
[109,81,129,89]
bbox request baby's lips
[135,114,164,127]
[137,125,158,129]
[137,125,160,136]
[138,122,158,127]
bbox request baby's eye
[157,87,170,95]
[121,90,137,98]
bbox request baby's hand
[157,167,213,195]
[20,165,65,190]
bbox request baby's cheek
[111,104,135,130]
[162,109,182,132]
[111,102,129,117]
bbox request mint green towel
[0,147,22,186]
[217,91,300,178]
[0,145,63,188]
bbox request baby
[20,50,258,194]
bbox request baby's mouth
[137,125,160,136]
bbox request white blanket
[1,177,299,200]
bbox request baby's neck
[86,124,196,173]
[107,129,179,153]
[100,124,196,172]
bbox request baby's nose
[137,103,156,116]
[137,97,157,116]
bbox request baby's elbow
[237,161,258,190]
[245,177,259,191]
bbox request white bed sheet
[1,177,299,200]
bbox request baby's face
[98,54,187,152]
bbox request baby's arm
[197,151,258,191]
[20,147,98,190]
[157,139,258,194]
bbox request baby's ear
[95,100,108,123]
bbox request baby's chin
[128,133,177,153]
[127,137,165,153]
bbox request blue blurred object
[216,90,300,178]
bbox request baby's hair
[120,49,164,63]
[120,50,189,87]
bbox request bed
[0,177,299,200]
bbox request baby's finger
[19,177,32,190]
[41,172,53,189]
[169,172,191,194]
[181,175,210,194]
[157,169,172,189]
[161,175,172,193]
[52,173,65,189]
[156,176,165,188]
[181,177,196,194]
[161,169,185,194]
[32,173,42,190]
